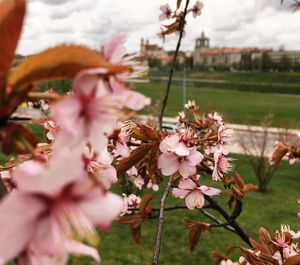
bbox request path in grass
[136,82,300,128]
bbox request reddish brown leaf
[0,0,26,91]
[234,172,245,191]
[176,0,182,9]
[0,123,38,154]
[139,192,155,216]
[283,255,300,265]
[8,44,129,91]
[131,224,142,245]
[118,214,143,245]
[184,218,211,254]
[243,183,259,193]
[117,144,153,176]
[118,214,143,228]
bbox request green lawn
[151,70,300,85]
[149,70,300,95]
[68,155,300,265]
[136,82,300,128]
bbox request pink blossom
[190,1,204,18]
[281,224,300,239]
[158,134,203,177]
[83,148,117,190]
[218,125,234,144]
[110,127,131,158]
[44,119,59,141]
[212,150,233,181]
[172,178,220,210]
[159,4,172,21]
[120,194,141,216]
[208,112,223,125]
[51,78,120,153]
[102,33,151,110]
[127,166,145,190]
[0,150,123,264]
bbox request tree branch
[152,175,172,265]
[158,0,190,130]
[205,196,251,247]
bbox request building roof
[200,47,242,56]
[143,44,163,52]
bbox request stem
[158,0,190,130]
[152,175,172,265]
[198,208,237,235]
[205,196,251,247]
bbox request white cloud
[16,0,300,55]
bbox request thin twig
[198,208,237,234]
[158,0,190,130]
[152,175,172,265]
[205,196,251,246]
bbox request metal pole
[182,67,187,109]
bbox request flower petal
[0,193,46,264]
[80,191,123,230]
[103,32,127,64]
[199,185,221,196]
[185,190,205,210]
[158,153,180,176]
[172,188,190,198]
[178,178,196,190]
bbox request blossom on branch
[158,134,203,178]
[172,178,221,210]
[0,150,123,264]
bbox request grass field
[149,70,300,95]
[65,154,300,265]
[136,82,300,128]
[151,70,300,85]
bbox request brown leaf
[118,214,143,245]
[7,44,129,96]
[283,255,300,265]
[139,192,155,216]
[118,214,142,228]
[234,172,245,191]
[176,0,182,9]
[0,123,38,154]
[243,183,259,193]
[0,0,26,91]
[132,124,159,142]
[184,218,211,254]
[117,144,153,176]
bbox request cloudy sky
[16,0,300,55]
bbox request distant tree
[240,53,252,70]
[261,52,272,71]
[278,54,292,72]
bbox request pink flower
[127,166,145,190]
[172,178,220,210]
[0,150,123,264]
[190,1,204,18]
[110,127,131,158]
[83,148,118,190]
[218,125,234,144]
[212,150,233,181]
[102,33,151,110]
[51,78,120,153]
[159,4,172,21]
[44,119,60,141]
[120,194,141,216]
[158,134,203,178]
[208,112,223,125]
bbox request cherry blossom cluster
[216,225,300,265]
[0,33,150,264]
[158,0,204,40]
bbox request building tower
[193,32,210,66]
[195,31,209,51]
